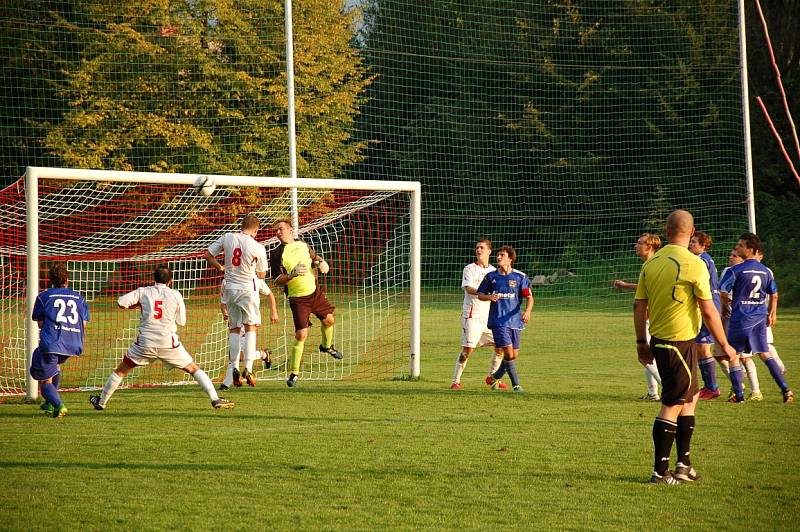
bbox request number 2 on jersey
[748,276,762,300]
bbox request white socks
[644,362,661,394]
[742,358,760,394]
[243,331,257,371]
[452,354,467,384]
[769,344,786,373]
[193,369,219,401]
[717,358,730,378]
[228,332,241,365]
[100,371,124,407]
[489,353,503,375]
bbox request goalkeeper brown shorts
[289,287,335,331]
[650,337,699,406]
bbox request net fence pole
[24,167,41,401]
[739,0,757,232]
[285,0,300,235]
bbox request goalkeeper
[270,219,342,388]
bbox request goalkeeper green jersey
[277,241,316,298]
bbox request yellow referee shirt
[635,244,712,341]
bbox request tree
[39,0,371,177]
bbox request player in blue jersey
[476,246,534,393]
[30,263,89,418]
[720,233,793,403]
[688,231,725,400]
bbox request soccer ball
[193,175,216,197]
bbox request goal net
[1,169,420,396]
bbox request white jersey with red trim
[118,284,186,348]
[207,232,268,290]
[220,278,272,299]
[461,262,495,319]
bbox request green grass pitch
[1,308,798,530]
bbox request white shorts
[223,288,261,328]
[461,315,494,349]
[125,342,193,369]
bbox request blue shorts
[29,348,71,381]
[728,321,769,355]
[695,324,714,344]
[491,327,520,349]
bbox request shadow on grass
[0,460,655,485]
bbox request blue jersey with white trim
[699,252,721,311]
[477,269,530,329]
[719,259,777,330]
[32,287,90,356]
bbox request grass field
[1,308,799,530]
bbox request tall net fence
[1,1,750,391]
[351,0,749,305]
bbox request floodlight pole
[285,0,300,235]
[738,0,757,232]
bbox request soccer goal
[3,167,420,399]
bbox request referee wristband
[636,339,647,344]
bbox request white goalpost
[12,166,421,399]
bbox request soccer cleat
[727,395,745,404]
[450,382,462,390]
[319,344,343,360]
[53,404,68,418]
[89,394,105,411]
[40,401,54,415]
[640,392,661,401]
[219,384,230,391]
[513,385,524,393]
[287,373,299,388]
[242,368,256,387]
[727,382,745,401]
[232,368,242,388]
[747,391,764,402]
[674,464,701,482]
[211,398,235,410]
[784,390,795,404]
[260,349,272,369]
[698,387,720,400]
[649,471,680,485]
[485,375,496,386]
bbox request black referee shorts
[650,337,699,406]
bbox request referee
[633,210,736,484]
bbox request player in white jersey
[450,240,506,390]
[612,233,663,401]
[89,264,233,410]
[204,214,268,387]
[219,278,279,390]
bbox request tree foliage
[32,0,371,177]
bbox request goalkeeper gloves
[290,263,308,277]
[313,259,330,274]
